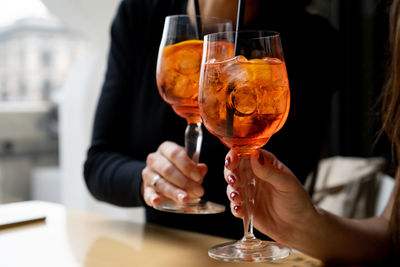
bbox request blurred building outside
[0,17,86,102]
[0,0,146,225]
[0,15,87,204]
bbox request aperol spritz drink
[155,15,231,214]
[200,55,290,154]
[199,31,291,262]
[157,40,203,124]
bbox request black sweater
[84,0,340,239]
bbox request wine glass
[199,31,291,261]
[155,15,232,214]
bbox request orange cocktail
[200,31,291,262]
[199,55,290,154]
[157,40,203,124]
[153,15,231,215]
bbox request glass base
[153,199,226,214]
[208,239,291,262]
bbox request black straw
[228,0,246,136]
[194,0,200,16]
[193,0,202,39]
[234,0,246,56]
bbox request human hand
[141,141,207,207]
[224,149,317,243]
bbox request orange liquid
[199,56,290,154]
[157,40,204,124]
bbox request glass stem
[185,123,203,204]
[185,123,202,163]
[238,155,257,244]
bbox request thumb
[250,150,301,193]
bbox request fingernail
[230,191,238,200]
[178,193,186,203]
[227,175,236,185]
[233,205,241,213]
[151,196,157,204]
[258,152,264,165]
[192,186,204,197]
[191,171,202,182]
[225,157,231,167]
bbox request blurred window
[19,46,25,67]
[42,79,51,101]
[19,80,26,98]
[41,50,52,67]
[1,78,7,100]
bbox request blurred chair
[305,156,395,218]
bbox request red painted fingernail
[178,193,186,203]
[151,196,159,205]
[225,157,231,167]
[233,205,241,213]
[227,175,236,185]
[258,152,264,165]
[230,192,238,200]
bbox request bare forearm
[289,208,391,264]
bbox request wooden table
[0,201,324,267]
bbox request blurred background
[0,0,394,222]
[0,0,146,222]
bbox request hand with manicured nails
[141,141,207,207]
[224,148,396,263]
[224,149,317,243]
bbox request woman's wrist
[284,204,326,256]
[289,206,392,263]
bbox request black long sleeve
[84,0,188,207]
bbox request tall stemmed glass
[199,31,291,261]
[155,15,232,214]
